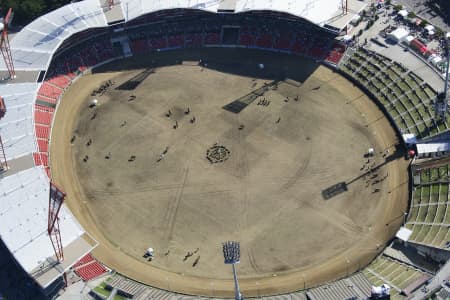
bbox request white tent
[403,35,415,45]
[397,9,408,18]
[424,24,435,32]
[387,28,409,43]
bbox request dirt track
[50,49,408,297]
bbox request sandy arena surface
[50,49,409,297]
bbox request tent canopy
[398,9,408,17]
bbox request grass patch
[93,282,111,298]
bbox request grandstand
[340,47,442,141]
[406,162,450,249]
[0,0,448,298]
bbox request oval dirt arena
[50,48,408,297]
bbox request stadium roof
[0,0,365,71]
[0,167,93,287]
[121,0,344,25]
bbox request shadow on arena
[92,48,320,85]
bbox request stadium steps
[306,272,371,300]
[340,48,442,139]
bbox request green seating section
[407,163,450,249]
[364,255,427,299]
[340,48,443,140]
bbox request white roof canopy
[396,227,412,241]
[416,143,450,155]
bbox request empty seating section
[34,106,53,126]
[105,273,307,300]
[128,24,345,64]
[306,272,372,300]
[307,37,329,60]
[204,31,220,44]
[74,261,107,281]
[341,48,441,139]
[168,34,184,48]
[33,153,48,168]
[239,27,257,46]
[325,42,346,65]
[32,36,116,176]
[38,82,63,102]
[406,164,450,249]
[73,253,95,268]
[364,255,430,298]
[185,33,203,48]
[34,125,50,140]
[256,31,273,48]
[131,39,148,54]
[73,252,107,281]
[274,32,292,50]
[149,37,167,49]
[45,75,71,90]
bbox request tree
[1,0,72,26]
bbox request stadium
[0,0,449,299]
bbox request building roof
[416,143,450,155]
[0,167,85,274]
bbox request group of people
[90,80,114,97]
[166,107,196,129]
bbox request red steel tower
[0,8,15,79]
[48,182,66,262]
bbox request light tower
[222,241,243,300]
[435,32,450,122]
[48,182,66,262]
[0,8,15,79]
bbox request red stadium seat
[34,109,53,126]
[35,125,50,140]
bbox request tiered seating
[34,125,50,140]
[167,34,184,48]
[106,274,146,298]
[307,36,330,60]
[274,32,292,50]
[185,33,203,48]
[94,41,114,62]
[74,261,107,281]
[149,36,167,49]
[45,75,71,90]
[33,152,48,168]
[340,48,442,139]
[239,27,257,47]
[131,39,148,54]
[38,82,63,102]
[325,41,346,65]
[34,105,53,126]
[73,253,107,281]
[256,31,273,48]
[307,272,372,300]
[79,45,99,67]
[291,32,309,55]
[406,163,450,249]
[73,253,95,268]
[364,255,430,295]
[204,31,220,44]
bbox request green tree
[1,0,71,26]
